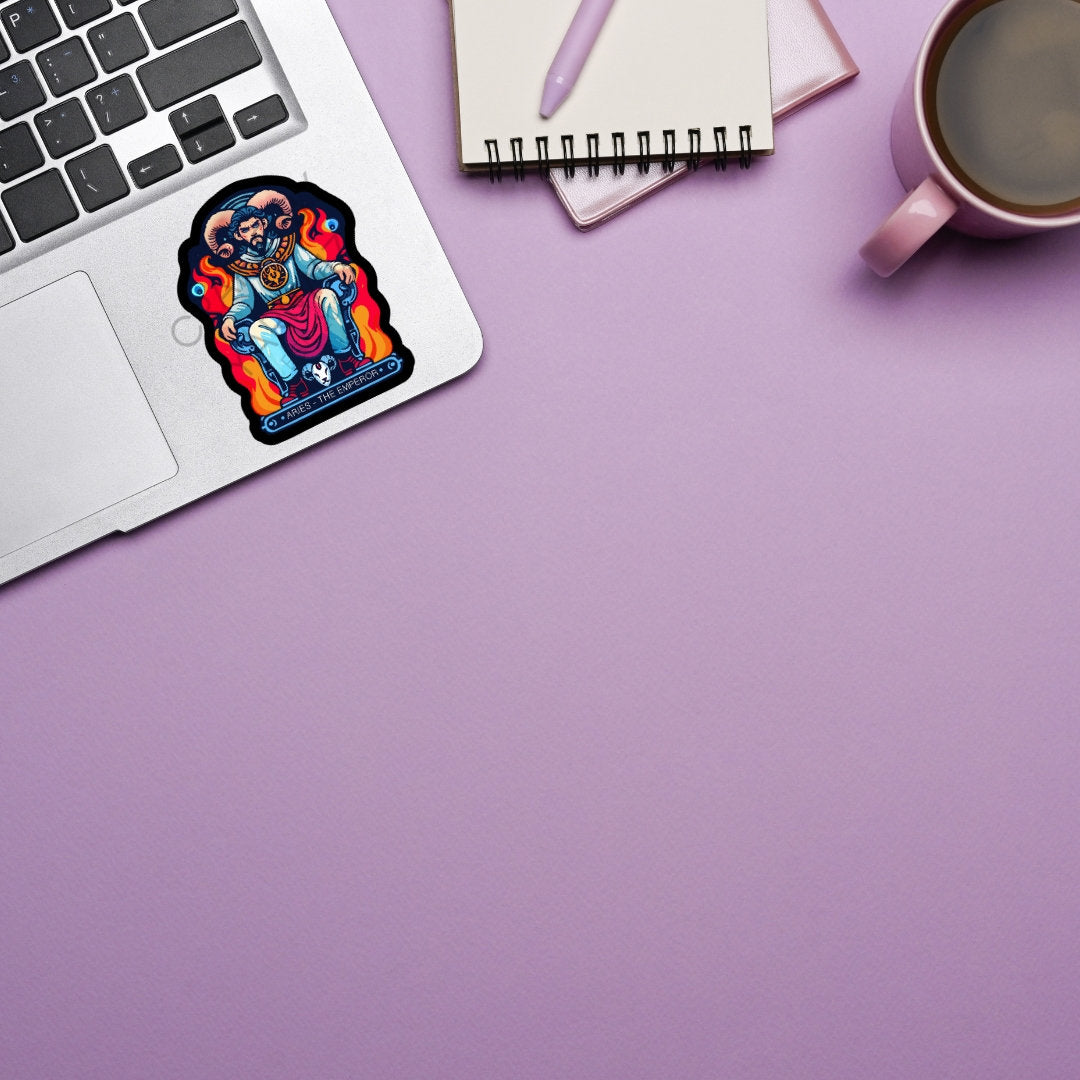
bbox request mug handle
[860,177,959,277]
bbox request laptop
[0,0,482,586]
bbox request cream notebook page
[450,0,774,170]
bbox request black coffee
[926,0,1080,214]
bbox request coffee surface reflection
[928,0,1080,214]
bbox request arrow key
[127,143,180,189]
[168,94,222,140]
[180,117,233,164]
[65,143,127,211]
[234,94,287,140]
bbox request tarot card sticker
[179,177,414,443]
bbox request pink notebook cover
[550,0,858,230]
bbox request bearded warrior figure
[203,189,361,405]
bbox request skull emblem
[305,359,333,387]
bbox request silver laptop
[0,0,482,586]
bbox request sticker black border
[177,175,414,445]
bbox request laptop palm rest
[0,272,177,558]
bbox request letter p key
[3,2,61,53]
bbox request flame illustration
[195,256,233,311]
[351,267,394,362]
[299,207,344,263]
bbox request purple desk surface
[3,2,1079,1077]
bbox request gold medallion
[260,260,289,291]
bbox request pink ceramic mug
[860,0,1080,277]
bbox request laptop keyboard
[0,0,291,259]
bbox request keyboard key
[86,72,143,133]
[2,168,77,239]
[168,93,221,139]
[0,29,8,63]
[180,117,232,163]
[168,95,234,163]
[37,37,96,96]
[127,142,179,187]
[0,209,12,252]
[35,97,92,157]
[0,59,44,120]
[137,21,260,111]
[58,0,112,30]
[88,12,146,73]
[0,120,42,180]
[1,1,60,53]
[65,143,126,210]
[235,94,287,140]
[139,0,236,50]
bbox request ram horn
[204,210,237,259]
[247,189,293,232]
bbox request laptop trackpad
[0,272,177,558]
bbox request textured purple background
[3,1,1080,1077]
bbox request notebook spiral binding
[483,126,754,183]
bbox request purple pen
[539,0,619,119]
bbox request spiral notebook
[449,0,775,177]
[550,0,858,228]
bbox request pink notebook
[550,0,858,229]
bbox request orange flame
[195,255,233,312]
[213,333,282,415]
[351,266,394,361]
